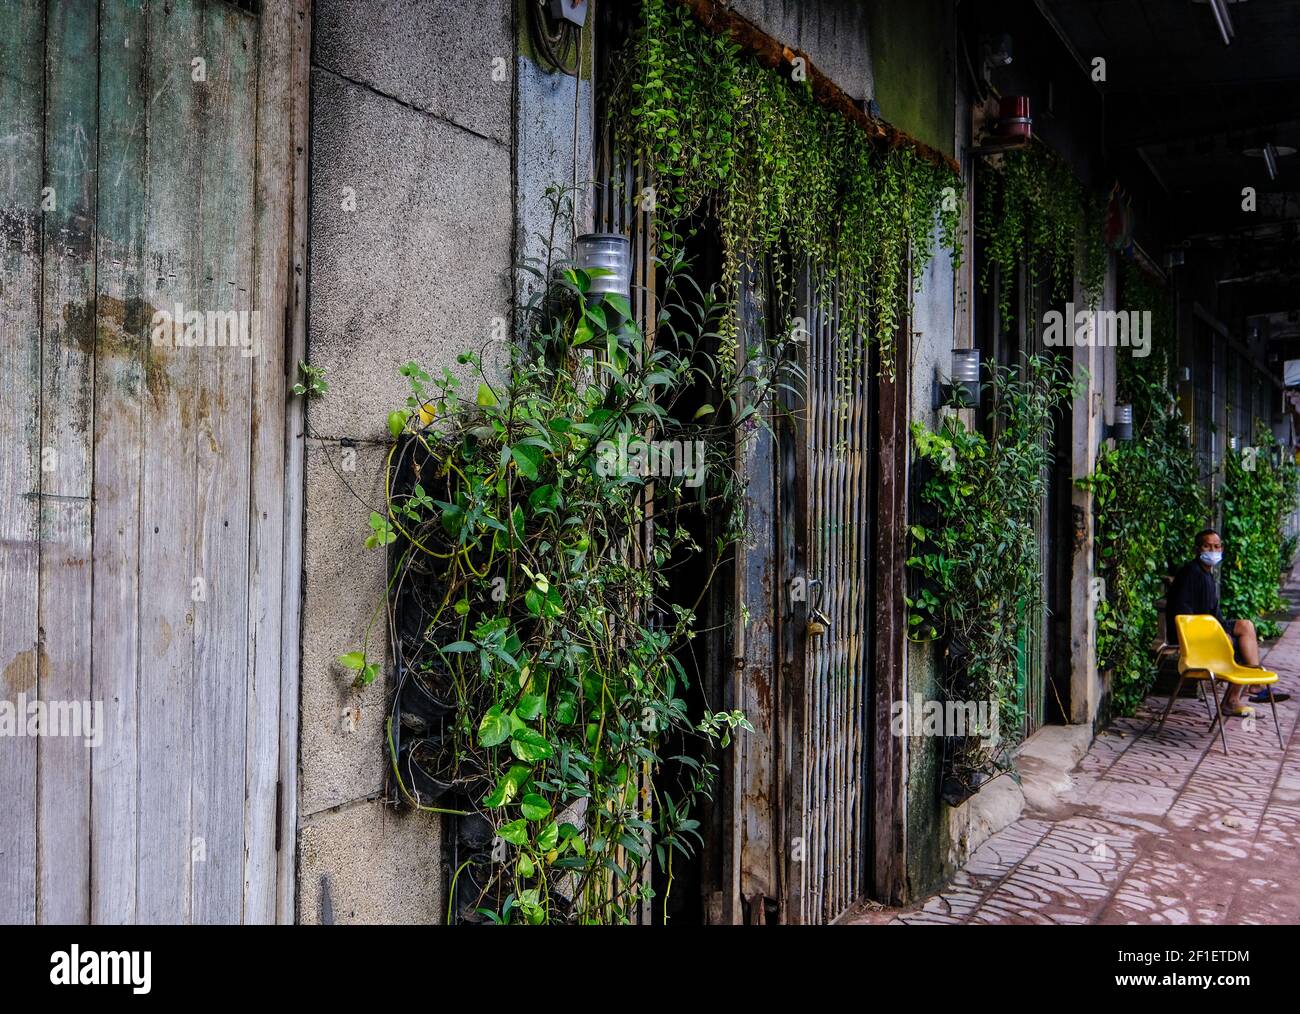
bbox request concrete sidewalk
[860,608,1300,925]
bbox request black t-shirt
[1165,559,1221,644]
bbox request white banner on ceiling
[1286,360,1300,388]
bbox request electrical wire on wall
[572,17,584,239]
[527,0,581,76]
[525,2,587,238]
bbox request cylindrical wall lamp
[1107,403,1134,442]
[933,347,981,408]
[573,233,631,300]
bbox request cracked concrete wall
[298,0,517,924]
[904,214,963,898]
[297,0,594,926]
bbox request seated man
[1166,528,1288,714]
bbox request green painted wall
[866,0,955,158]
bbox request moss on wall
[904,642,954,896]
[865,0,955,158]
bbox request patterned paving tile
[1082,779,1181,817]
[862,589,1300,927]
[1098,849,1226,925]
[892,871,984,925]
[1226,875,1300,924]
[963,818,1052,880]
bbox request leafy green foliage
[976,146,1106,327]
[908,356,1080,777]
[361,201,792,923]
[337,650,381,689]
[1222,428,1298,640]
[1081,263,1204,715]
[292,360,329,398]
[1085,433,1203,715]
[616,0,962,375]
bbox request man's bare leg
[1222,619,1261,712]
[1235,619,1261,665]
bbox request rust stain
[91,293,158,355]
[198,387,219,453]
[157,617,172,653]
[146,341,173,407]
[751,669,772,716]
[3,644,47,694]
[60,294,166,401]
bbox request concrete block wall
[904,235,963,894]
[1070,261,1117,727]
[298,0,516,924]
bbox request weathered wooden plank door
[0,0,306,925]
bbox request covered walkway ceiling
[1037,0,1300,353]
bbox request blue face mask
[1200,550,1223,567]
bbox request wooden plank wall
[92,0,148,928]
[37,0,98,924]
[0,0,308,925]
[0,0,45,927]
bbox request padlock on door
[804,577,830,637]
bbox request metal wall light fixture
[995,95,1033,143]
[934,347,981,408]
[573,232,631,300]
[1107,403,1134,442]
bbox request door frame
[868,303,911,908]
[271,0,313,925]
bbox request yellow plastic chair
[1154,642,1216,732]
[1173,614,1284,753]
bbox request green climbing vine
[907,356,1081,796]
[343,187,796,925]
[1222,427,1299,641]
[976,145,1106,327]
[1080,260,1204,716]
[616,0,962,375]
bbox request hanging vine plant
[614,0,962,375]
[976,144,1106,327]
